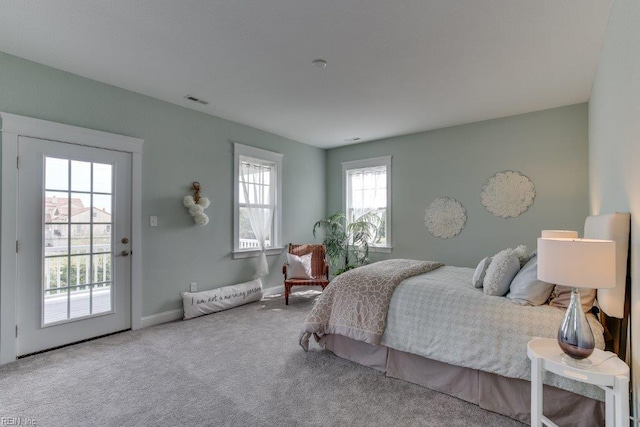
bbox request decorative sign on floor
[181,278,263,319]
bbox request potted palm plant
[313,212,382,275]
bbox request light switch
[149,216,158,227]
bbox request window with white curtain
[233,143,283,262]
[342,156,392,250]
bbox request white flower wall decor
[424,197,467,239]
[183,181,210,226]
[481,171,535,218]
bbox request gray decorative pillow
[472,256,492,288]
[506,256,555,306]
[483,250,521,297]
[512,244,532,267]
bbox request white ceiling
[0,1,613,148]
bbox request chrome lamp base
[557,287,595,364]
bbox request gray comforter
[381,266,606,400]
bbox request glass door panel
[43,157,114,326]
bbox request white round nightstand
[527,337,629,427]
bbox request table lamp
[541,230,578,239]
[537,237,616,363]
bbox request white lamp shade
[541,230,579,239]
[537,238,616,289]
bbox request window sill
[369,246,392,254]
[232,247,285,259]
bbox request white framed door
[1,112,143,365]
[17,136,132,356]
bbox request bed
[300,213,631,426]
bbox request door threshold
[18,329,131,359]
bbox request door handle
[116,250,130,257]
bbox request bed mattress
[380,266,605,400]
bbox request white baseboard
[139,308,183,328]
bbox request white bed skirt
[324,334,604,426]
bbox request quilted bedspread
[381,266,606,400]
[300,259,443,351]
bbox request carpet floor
[0,290,523,426]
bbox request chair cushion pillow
[472,256,492,288]
[286,253,313,279]
[506,256,555,306]
[483,249,521,297]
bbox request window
[233,143,283,258]
[343,156,392,250]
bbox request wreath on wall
[424,197,467,239]
[183,182,210,226]
[481,171,535,218]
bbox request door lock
[121,237,129,244]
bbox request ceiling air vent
[184,95,210,105]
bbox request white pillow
[286,253,313,279]
[506,256,555,306]
[472,256,492,288]
[483,249,521,297]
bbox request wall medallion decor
[183,181,210,225]
[424,197,467,239]
[481,171,535,218]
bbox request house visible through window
[343,156,392,249]
[233,143,283,259]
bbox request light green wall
[0,51,325,317]
[0,49,594,318]
[327,104,589,268]
[588,0,640,411]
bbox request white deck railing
[239,238,264,249]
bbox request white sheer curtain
[240,160,274,276]
[349,167,386,220]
